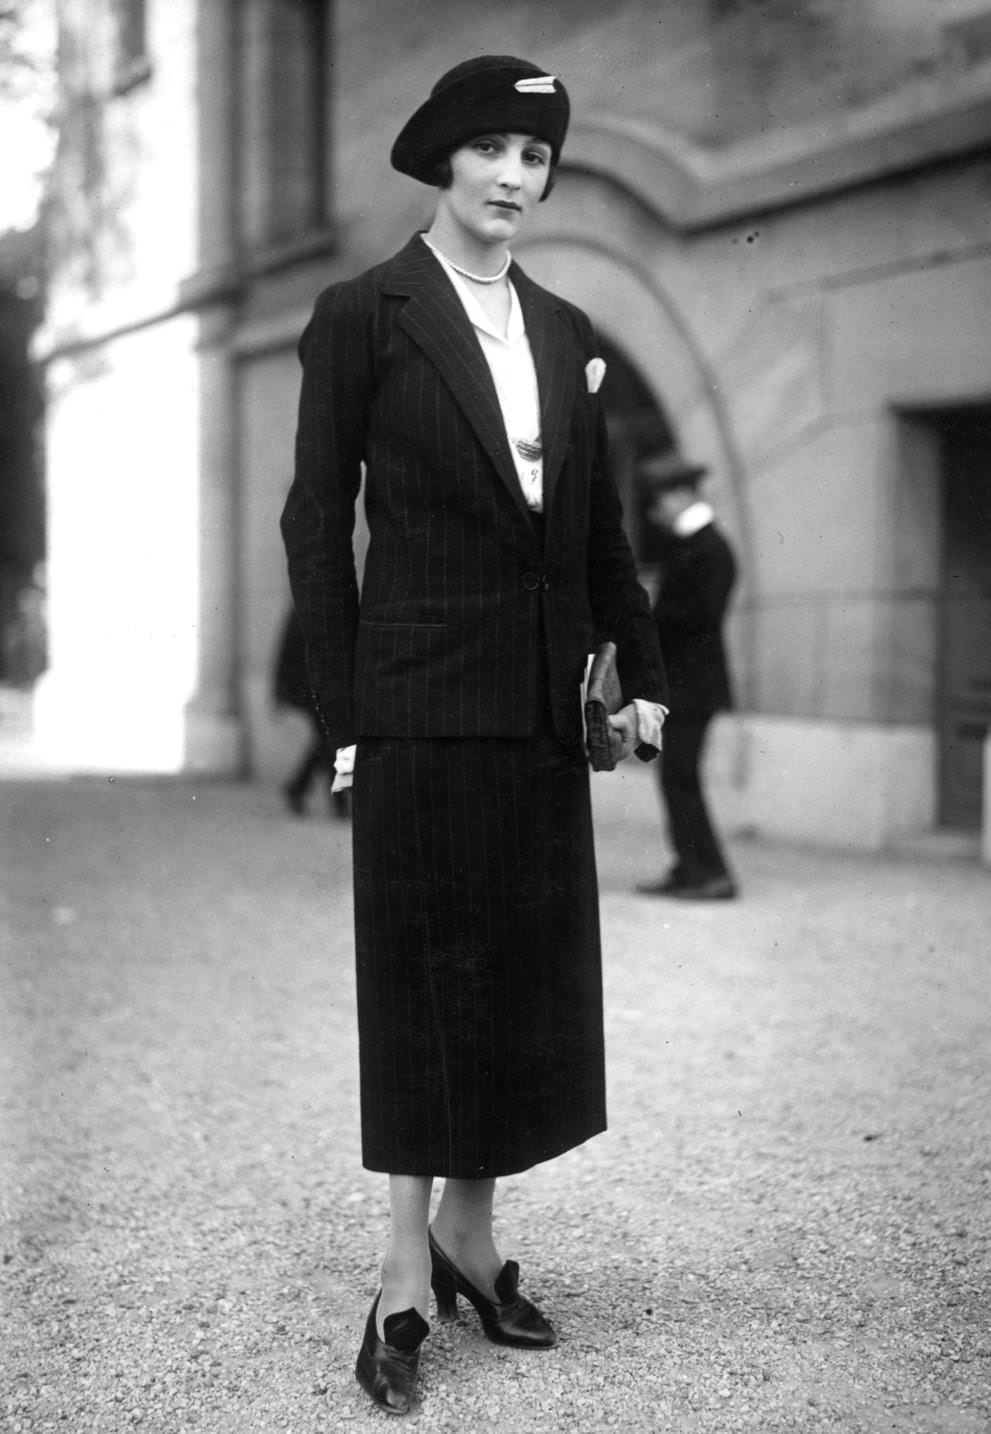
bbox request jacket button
[523,572,541,591]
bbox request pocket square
[585,357,606,394]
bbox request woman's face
[440,132,552,247]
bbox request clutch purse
[584,641,623,771]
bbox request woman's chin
[482,212,521,238]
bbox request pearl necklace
[422,237,511,284]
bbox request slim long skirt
[352,733,606,1178]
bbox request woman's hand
[606,703,640,765]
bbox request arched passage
[517,234,751,578]
[595,334,674,560]
[517,231,755,707]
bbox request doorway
[0,260,46,694]
[597,336,675,564]
[937,407,991,830]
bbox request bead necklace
[422,236,511,284]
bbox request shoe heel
[430,1265,458,1321]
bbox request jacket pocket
[355,620,448,682]
[359,619,447,630]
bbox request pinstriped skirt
[351,733,606,1178]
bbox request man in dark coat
[636,453,738,899]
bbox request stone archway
[593,335,674,560]
[517,231,755,708]
[516,234,752,583]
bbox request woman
[281,55,668,1416]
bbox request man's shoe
[283,780,307,816]
[634,873,685,896]
[670,875,738,901]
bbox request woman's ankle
[379,1246,431,1328]
[430,1222,502,1296]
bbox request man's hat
[391,56,570,189]
[638,451,709,491]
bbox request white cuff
[632,699,667,752]
[331,743,356,792]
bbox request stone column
[183,304,244,773]
[179,0,243,772]
[983,731,991,868]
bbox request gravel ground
[2,770,990,1433]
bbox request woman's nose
[498,154,523,189]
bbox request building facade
[37,0,991,850]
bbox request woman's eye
[524,150,548,166]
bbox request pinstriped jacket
[281,233,667,751]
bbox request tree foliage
[0,0,56,104]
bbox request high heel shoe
[354,1292,429,1416]
[428,1229,556,1348]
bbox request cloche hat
[391,55,570,188]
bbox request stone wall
[37,0,991,849]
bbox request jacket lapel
[382,236,580,532]
[512,268,577,523]
[383,237,530,520]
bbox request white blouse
[424,240,545,512]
